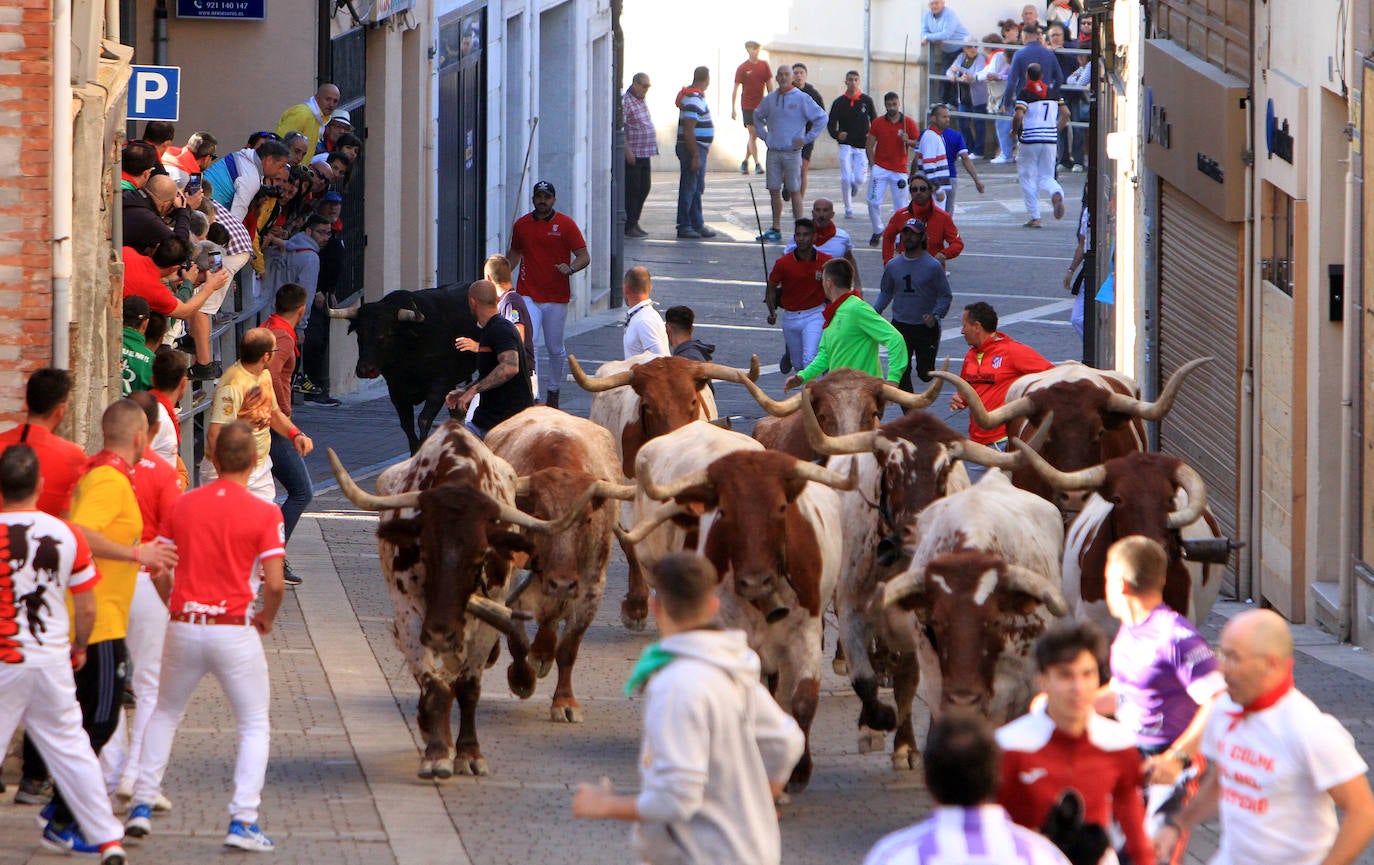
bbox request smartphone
[209,251,223,272]
[186,173,202,195]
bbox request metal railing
[923,39,1091,131]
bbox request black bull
[338,285,481,454]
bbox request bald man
[448,279,533,435]
[275,83,341,146]
[122,172,193,253]
[622,267,669,358]
[1154,609,1374,865]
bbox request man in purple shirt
[1099,535,1227,864]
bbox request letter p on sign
[127,66,181,121]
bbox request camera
[259,185,283,198]
[186,173,202,195]
[209,251,223,272]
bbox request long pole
[748,183,770,294]
[863,0,872,90]
[900,35,909,113]
[510,116,541,231]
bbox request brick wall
[0,1,53,424]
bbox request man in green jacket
[785,258,909,390]
[121,296,155,396]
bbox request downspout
[609,0,624,308]
[863,0,872,92]
[154,0,168,66]
[1237,16,1258,602]
[52,0,74,368]
[1338,139,1359,641]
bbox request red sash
[1225,663,1294,731]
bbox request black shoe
[187,362,221,381]
[173,334,196,354]
[696,226,717,238]
[676,227,702,239]
[545,390,560,410]
[869,233,881,248]
[625,223,649,238]
[304,393,342,407]
[282,562,302,587]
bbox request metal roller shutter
[1156,181,1243,597]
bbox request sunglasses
[255,131,281,141]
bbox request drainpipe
[106,0,119,42]
[609,0,624,308]
[154,0,168,66]
[1338,151,1359,642]
[1237,87,1257,604]
[52,0,74,368]
[863,0,872,91]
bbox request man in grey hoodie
[573,553,804,865]
[665,306,715,363]
[875,217,953,390]
[277,216,337,406]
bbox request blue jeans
[676,141,709,231]
[269,430,313,542]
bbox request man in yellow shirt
[47,399,177,843]
[274,84,340,148]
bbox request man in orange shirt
[732,41,773,175]
[865,92,920,247]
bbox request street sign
[127,66,180,121]
[175,0,266,20]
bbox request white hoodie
[633,629,805,865]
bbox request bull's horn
[734,373,802,417]
[466,594,530,635]
[396,308,425,323]
[1166,463,1208,529]
[697,357,763,388]
[497,483,600,534]
[882,360,948,410]
[881,568,926,609]
[1104,357,1212,421]
[327,304,360,320]
[513,477,531,496]
[593,480,638,501]
[931,370,1036,429]
[790,456,859,491]
[568,355,635,392]
[950,411,1054,470]
[800,388,877,455]
[504,570,537,606]
[327,448,421,511]
[1011,439,1107,491]
[640,465,711,501]
[613,506,692,544]
[1002,564,1070,617]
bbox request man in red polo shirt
[506,181,590,410]
[765,218,831,373]
[864,92,920,247]
[950,301,1052,448]
[732,40,773,175]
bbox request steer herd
[326,351,1240,793]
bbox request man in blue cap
[874,217,951,390]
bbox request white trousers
[780,305,825,371]
[838,144,869,214]
[0,663,125,844]
[867,165,910,234]
[523,300,569,398]
[1016,141,1063,221]
[1072,285,1086,337]
[101,569,169,791]
[133,622,271,824]
[200,454,276,503]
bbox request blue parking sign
[128,66,181,121]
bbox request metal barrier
[923,39,1090,131]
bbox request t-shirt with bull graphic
[209,361,279,467]
[0,510,97,667]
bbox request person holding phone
[122,174,193,254]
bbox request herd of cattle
[325,336,1241,792]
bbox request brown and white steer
[1015,444,1233,635]
[326,425,589,778]
[569,352,758,629]
[621,446,855,792]
[933,357,1210,515]
[881,470,1068,769]
[739,368,942,460]
[484,407,636,723]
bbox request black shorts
[801,141,815,161]
[742,108,756,128]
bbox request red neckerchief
[823,290,863,327]
[84,449,135,479]
[263,313,300,358]
[153,392,181,445]
[907,198,935,221]
[675,86,704,109]
[844,90,865,107]
[814,221,837,246]
[1225,663,1295,732]
[120,171,142,187]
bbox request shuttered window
[1153,0,1251,82]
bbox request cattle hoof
[532,655,555,679]
[784,757,813,794]
[891,746,920,772]
[832,656,850,677]
[550,702,584,724]
[621,598,648,631]
[455,755,489,776]
[857,727,886,754]
[507,662,537,700]
[417,757,453,780]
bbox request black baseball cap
[532,180,556,197]
[122,295,151,327]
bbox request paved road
[5,166,1373,864]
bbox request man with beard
[874,218,951,390]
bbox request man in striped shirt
[864,715,1071,865]
[1012,64,1069,227]
[675,66,717,239]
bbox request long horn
[593,480,638,501]
[327,448,421,511]
[949,411,1054,470]
[504,570,537,606]
[497,482,600,534]
[465,594,530,635]
[800,388,877,455]
[640,464,711,501]
[790,456,859,491]
[1011,438,1107,491]
[513,476,531,496]
[613,506,692,545]
[396,308,425,323]
[930,370,1036,429]
[1166,463,1208,529]
[881,567,927,609]
[697,357,764,387]
[1104,356,1213,421]
[568,355,635,392]
[733,372,802,417]
[882,360,948,410]
[327,304,360,320]
[1001,564,1070,617]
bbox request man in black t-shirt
[447,279,534,437]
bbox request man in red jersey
[765,219,832,373]
[0,369,86,518]
[997,620,1155,865]
[506,180,589,409]
[732,40,773,175]
[125,422,286,853]
[949,301,1052,456]
[864,92,920,247]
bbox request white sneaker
[990,156,1011,164]
[151,792,173,812]
[1071,163,1085,173]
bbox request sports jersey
[130,448,182,544]
[1016,93,1061,144]
[864,805,1070,865]
[676,88,714,144]
[160,479,285,620]
[734,59,771,111]
[868,114,920,174]
[958,333,1053,444]
[0,510,97,666]
[121,326,154,395]
[997,707,1154,865]
[0,423,86,517]
[1203,688,1368,865]
[768,250,831,311]
[510,211,587,304]
[209,361,278,466]
[1110,604,1225,748]
[69,454,143,645]
[916,126,951,185]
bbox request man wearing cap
[315,110,352,155]
[121,297,155,396]
[275,84,340,147]
[875,217,952,390]
[506,181,590,410]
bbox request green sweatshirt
[121,326,154,396]
[797,295,909,383]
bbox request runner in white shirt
[621,266,669,358]
[1154,609,1374,865]
[785,198,862,289]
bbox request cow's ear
[620,421,646,479]
[1102,411,1134,430]
[490,530,535,569]
[783,475,808,503]
[672,485,717,513]
[376,517,423,545]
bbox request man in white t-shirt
[1153,609,1374,865]
[621,266,669,359]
